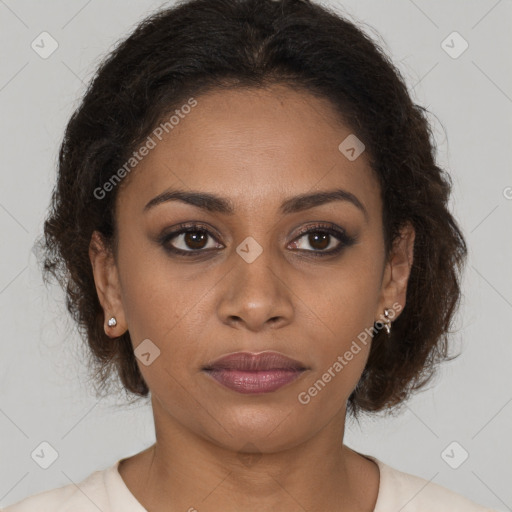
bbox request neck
[118,400,380,512]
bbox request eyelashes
[157,222,357,258]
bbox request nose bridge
[217,236,294,331]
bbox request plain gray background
[0,0,511,510]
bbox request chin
[201,405,311,454]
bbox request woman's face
[91,85,413,453]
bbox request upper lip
[202,351,307,371]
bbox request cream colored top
[2,454,496,511]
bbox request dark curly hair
[39,0,467,420]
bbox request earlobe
[89,231,127,337]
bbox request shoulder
[367,455,496,512]
[1,465,111,512]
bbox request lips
[202,351,308,394]
[202,351,307,372]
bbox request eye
[159,223,223,256]
[289,223,356,256]
[158,222,356,258]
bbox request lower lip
[203,368,305,394]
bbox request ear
[375,222,415,323]
[89,230,127,338]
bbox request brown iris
[308,232,330,251]
[184,231,208,249]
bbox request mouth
[202,351,308,394]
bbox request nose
[216,251,294,332]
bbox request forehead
[118,85,381,220]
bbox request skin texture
[89,85,415,512]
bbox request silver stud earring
[383,308,392,335]
[107,317,117,327]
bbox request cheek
[294,250,384,388]
[294,282,377,415]
[115,235,198,347]
[300,252,383,338]
[115,253,205,397]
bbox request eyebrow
[144,188,368,221]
